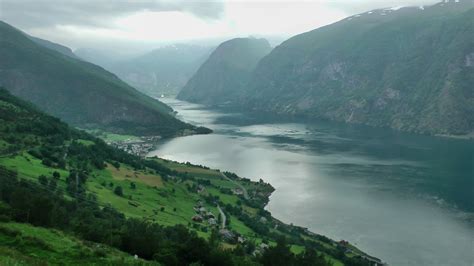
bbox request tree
[38,175,48,186]
[296,247,329,266]
[48,179,57,191]
[41,158,53,167]
[114,186,123,197]
[260,237,294,266]
[52,171,60,179]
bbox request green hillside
[0,21,200,137]
[177,38,272,105]
[28,35,79,59]
[0,221,154,265]
[242,1,473,135]
[0,88,379,265]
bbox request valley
[0,89,377,265]
[0,1,472,265]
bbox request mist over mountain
[0,20,197,137]
[238,1,473,135]
[28,36,79,59]
[177,37,272,105]
[73,48,123,68]
[0,1,473,265]
[107,44,213,97]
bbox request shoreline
[435,132,474,140]
[152,157,386,265]
[172,99,474,142]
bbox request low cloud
[0,0,225,28]
[326,0,439,14]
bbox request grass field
[106,163,164,188]
[0,153,69,181]
[0,222,155,265]
[88,167,202,228]
[0,153,364,263]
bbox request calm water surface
[148,98,474,266]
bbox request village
[190,199,272,256]
[107,136,161,157]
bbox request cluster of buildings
[191,201,246,244]
[192,202,217,226]
[108,138,156,157]
[252,242,270,256]
[231,188,244,196]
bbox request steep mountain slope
[74,47,122,68]
[0,21,197,137]
[178,38,272,105]
[108,44,212,97]
[244,1,473,135]
[28,36,79,59]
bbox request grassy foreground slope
[0,221,154,265]
[0,21,203,137]
[0,88,379,265]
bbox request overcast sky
[0,0,439,53]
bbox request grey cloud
[326,0,439,14]
[0,0,224,29]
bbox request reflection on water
[150,98,474,266]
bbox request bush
[114,186,123,197]
[52,171,60,179]
[38,175,48,186]
[0,214,11,222]
[41,158,53,167]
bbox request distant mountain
[242,1,473,135]
[74,48,118,68]
[0,21,201,137]
[107,44,212,97]
[177,38,272,105]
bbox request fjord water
[148,98,474,266]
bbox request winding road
[220,172,249,200]
[217,205,226,229]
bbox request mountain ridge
[239,1,473,135]
[0,20,202,137]
[177,37,272,105]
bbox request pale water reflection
[149,98,474,266]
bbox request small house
[208,218,217,226]
[219,229,235,242]
[232,188,243,195]
[192,215,203,222]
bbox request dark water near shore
[148,98,474,266]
